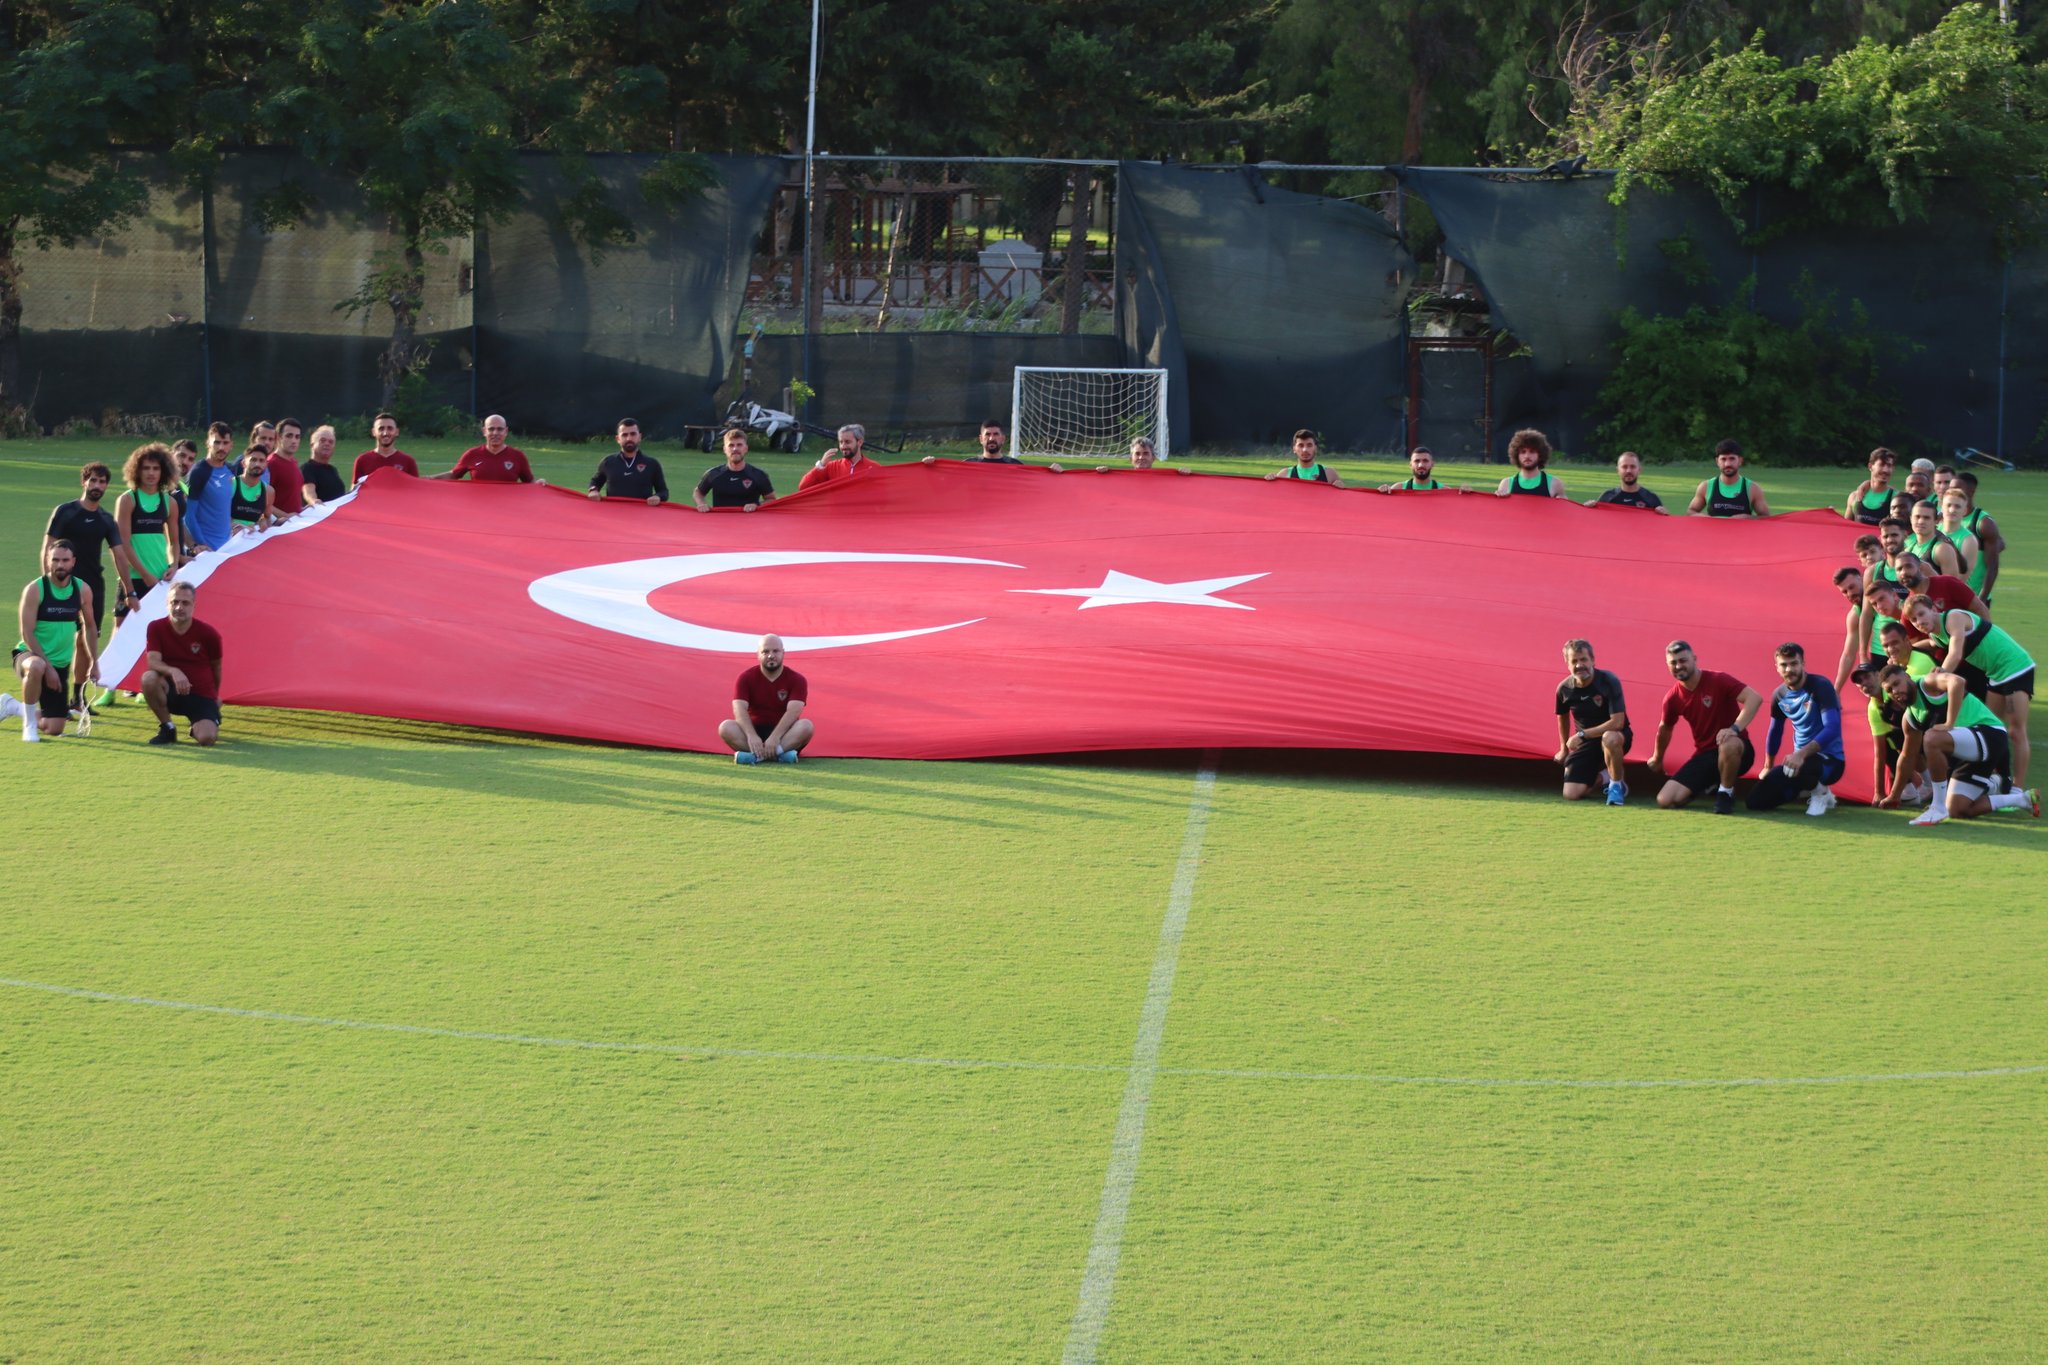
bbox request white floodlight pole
[801,0,822,394]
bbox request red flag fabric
[102,463,1876,796]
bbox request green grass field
[3,436,2046,1361]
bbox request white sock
[1990,791,2031,810]
[1932,780,1949,808]
[1718,785,1733,795]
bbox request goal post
[1010,366,1171,462]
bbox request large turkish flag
[102,462,1872,794]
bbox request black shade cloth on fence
[476,154,780,437]
[18,155,206,424]
[17,151,775,436]
[207,151,472,424]
[749,332,1123,440]
[1117,163,1412,451]
[1401,169,2047,462]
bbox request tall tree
[0,1,179,416]
[259,0,528,410]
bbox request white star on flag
[1010,569,1268,610]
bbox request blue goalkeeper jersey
[1767,677,1845,763]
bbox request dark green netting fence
[1117,163,1413,451]
[1400,169,2047,463]
[16,151,779,435]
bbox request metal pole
[801,0,822,394]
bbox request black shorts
[1948,723,2011,795]
[166,692,222,726]
[11,650,68,716]
[1671,733,1754,795]
[1956,660,1991,699]
[753,720,777,741]
[1990,668,2035,699]
[1562,729,1630,785]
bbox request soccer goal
[1011,367,1170,462]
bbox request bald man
[437,415,538,483]
[721,634,813,764]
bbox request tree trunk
[377,231,427,413]
[1403,13,1436,162]
[1060,167,1094,335]
[0,222,22,415]
[873,166,916,332]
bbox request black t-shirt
[1597,486,1663,510]
[696,462,774,507]
[300,459,348,504]
[592,452,669,502]
[46,499,123,578]
[973,454,1023,465]
[1556,668,1629,732]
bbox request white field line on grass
[1063,753,1220,1365]
[3,976,2042,1091]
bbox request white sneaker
[1805,785,1836,817]
[1900,779,1930,806]
[1909,806,1948,827]
[0,694,21,721]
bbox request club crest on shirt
[776,688,788,700]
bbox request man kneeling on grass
[1647,640,1763,814]
[1878,664,2038,825]
[141,581,224,746]
[721,634,812,765]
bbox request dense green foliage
[1597,275,1912,461]
[1557,5,2048,238]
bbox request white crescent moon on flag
[527,551,1025,653]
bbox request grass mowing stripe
[6,976,2040,1091]
[0,977,1127,1076]
[1064,754,1220,1365]
[1156,1063,2048,1087]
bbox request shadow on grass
[141,706,2046,850]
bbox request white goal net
[1011,367,1170,461]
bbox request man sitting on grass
[141,581,224,747]
[721,634,812,765]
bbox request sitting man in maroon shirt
[1647,639,1764,814]
[350,413,420,484]
[720,633,812,765]
[140,580,224,746]
[435,413,538,483]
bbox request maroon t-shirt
[1661,669,1749,749]
[1899,575,1977,642]
[145,618,223,698]
[265,452,306,514]
[451,445,535,482]
[735,664,808,727]
[351,449,420,483]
